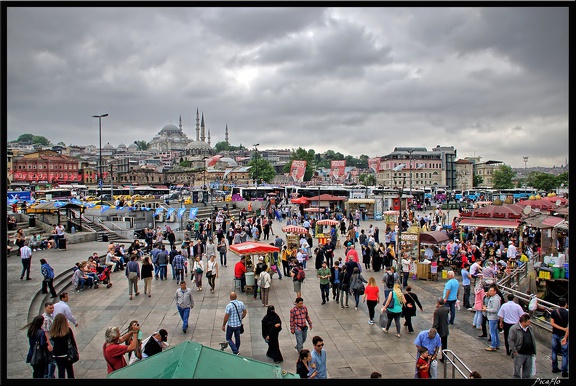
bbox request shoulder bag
[29,332,48,366]
[67,334,79,363]
[231,301,244,334]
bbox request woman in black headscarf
[261,305,283,363]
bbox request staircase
[69,208,121,242]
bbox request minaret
[225,124,229,143]
[200,112,206,142]
[195,108,200,141]
[179,115,182,131]
[208,130,211,147]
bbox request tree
[15,134,34,143]
[179,160,192,168]
[359,173,377,186]
[473,174,484,187]
[14,134,50,146]
[492,165,515,189]
[526,171,563,193]
[57,141,66,146]
[134,140,149,151]
[248,157,276,184]
[283,147,316,182]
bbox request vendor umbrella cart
[417,231,451,280]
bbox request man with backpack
[382,266,398,299]
[291,261,305,298]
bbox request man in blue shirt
[414,328,442,378]
[310,335,327,378]
[222,292,247,355]
[442,270,460,324]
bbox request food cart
[417,231,451,280]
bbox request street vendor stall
[417,231,451,280]
[229,242,281,272]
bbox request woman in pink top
[362,277,380,325]
[472,282,485,329]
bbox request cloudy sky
[5,6,569,168]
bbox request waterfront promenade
[5,218,558,379]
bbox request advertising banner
[368,157,381,173]
[330,160,346,181]
[290,160,307,182]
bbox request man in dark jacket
[508,313,537,378]
[142,329,168,358]
[432,298,450,362]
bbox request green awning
[107,341,299,379]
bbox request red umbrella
[229,242,280,256]
[316,219,339,226]
[291,196,309,204]
[282,225,309,234]
[206,155,223,167]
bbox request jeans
[445,300,457,324]
[340,287,349,307]
[226,325,242,354]
[21,258,31,279]
[488,319,500,348]
[551,333,568,372]
[175,268,184,283]
[55,356,75,378]
[42,279,57,297]
[385,311,402,334]
[320,283,330,302]
[171,264,176,279]
[402,272,409,288]
[294,326,308,352]
[220,252,227,266]
[177,306,190,331]
[332,283,340,301]
[44,357,56,378]
[473,311,483,328]
[159,264,167,280]
[353,289,361,307]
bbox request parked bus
[86,185,170,199]
[34,188,75,201]
[497,188,537,201]
[229,186,284,201]
[434,188,447,202]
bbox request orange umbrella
[316,219,339,226]
[229,242,280,256]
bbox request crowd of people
[19,200,568,379]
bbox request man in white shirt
[498,293,525,356]
[20,241,33,280]
[507,241,517,260]
[53,292,79,327]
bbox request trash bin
[58,237,67,250]
[28,214,36,227]
[102,234,109,242]
[245,271,255,286]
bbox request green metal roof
[107,341,300,379]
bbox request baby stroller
[96,266,113,288]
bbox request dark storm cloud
[5,6,568,168]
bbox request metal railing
[441,349,474,379]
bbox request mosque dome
[103,143,114,150]
[160,123,180,135]
[128,143,138,149]
[186,140,211,150]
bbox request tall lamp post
[252,143,260,187]
[202,156,208,205]
[523,156,529,195]
[92,113,109,200]
[392,164,406,274]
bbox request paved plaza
[5,218,559,379]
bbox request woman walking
[217,238,227,267]
[382,283,406,337]
[296,349,317,379]
[402,286,424,333]
[49,313,78,378]
[23,315,50,378]
[362,277,380,324]
[141,255,153,297]
[261,305,284,363]
[349,267,368,310]
[339,264,350,309]
[206,254,219,293]
[125,254,140,300]
[192,256,204,291]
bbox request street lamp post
[202,157,208,206]
[523,156,529,195]
[92,113,109,201]
[392,163,406,274]
[253,144,259,187]
[407,148,415,207]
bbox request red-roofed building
[11,150,82,185]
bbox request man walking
[497,293,525,356]
[172,251,186,284]
[310,336,327,379]
[42,302,56,378]
[53,292,79,327]
[290,297,313,352]
[442,270,459,324]
[414,328,442,379]
[175,281,194,333]
[222,292,247,355]
[20,241,33,280]
[317,261,331,305]
[549,297,569,377]
[432,298,450,363]
[508,313,537,378]
[40,258,58,298]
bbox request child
[417,349,430,378]
[472,281,485,329]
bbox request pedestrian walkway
[6,218,557,379]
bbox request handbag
[67,336,79,363]
[205,270,212,278]
[357,282,365,296]
[231,302,244,334]
[379,311,389,328]
[29,333,48,366]
[128,271,138,280]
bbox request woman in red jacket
[362,276,381,325]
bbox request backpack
[386,272,396,289]
[295,268,305,282]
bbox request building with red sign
[10,150,82,185]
